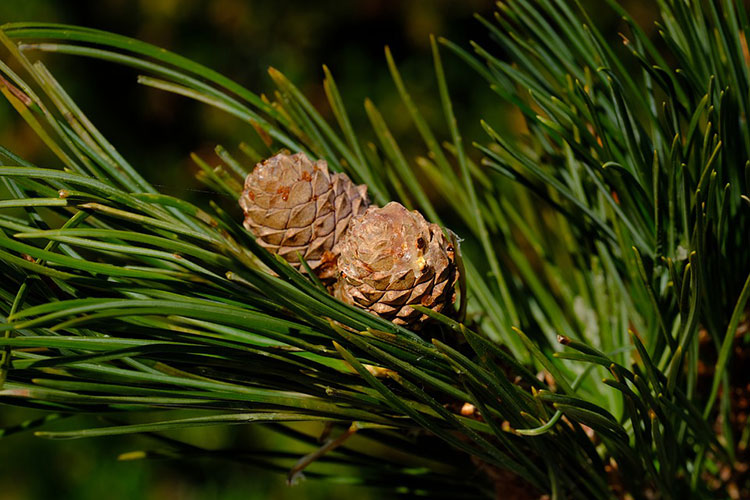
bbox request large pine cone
[335,202,458,328]
[239,152,369,279]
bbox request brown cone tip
[239,152,369,279]
[335,202,458,328]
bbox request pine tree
[1,1,749,498]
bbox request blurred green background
[0,0,656,498]
[0,0,501,203]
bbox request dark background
[0,1,655,498]
[0,0,503,202]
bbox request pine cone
[335,202,458,328]
[239,152,369,279]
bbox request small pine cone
[239,152,369,279]
[335,202,458,329]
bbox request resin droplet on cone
[239,152,369,279]
[335,202,458,328]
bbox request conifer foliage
[1,1,750,498]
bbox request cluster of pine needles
[1,1,750,498]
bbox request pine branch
[1,1,750,497]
